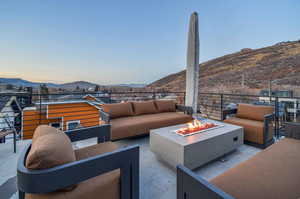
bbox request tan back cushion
[132,101,158,115]
[155,100,176,113]
[32,125,59,143]
[26,132,76,170]
[236,103,274,121]
[102,102,134,119]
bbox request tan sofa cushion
[26,170,120,199]
[26,142,120,199]
[224,117,265,144]
[102,102,134,119]
[110,112,193,140]
[155,100,176,112]
[236,103,273,121]
[26,132,76,169]
[132,100,158,115]
[32,125,59,143]
[211,138,300,199]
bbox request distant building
[0,96,22,132]
[259,90,299,122]
[259,90,293,98]
[0,89,32,108]
[53,93,113,104]
[0,83,7,91]
[21,94,104,139]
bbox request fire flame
[177,120,216,135]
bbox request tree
[76,86,80,91]
[40,84,49,100]
[94,85,100,92]
[6,84,13,90]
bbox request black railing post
[39,93,42,125]
[108,91,112,103]
[220,94,224,120]
[153,92,156,100]
[13,129,16,153]
[274,96,279,139]
[183,92,186,105]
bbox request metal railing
[198,92,300,138]
[0,91,186,140]
[0,91,299,140]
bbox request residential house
[0,96,22,131]
[22,95,103,139]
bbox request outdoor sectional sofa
[222,103,274,148]
[177,135,300,199]
[17,125,139,199]
[100,100,193,140]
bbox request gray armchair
[17,125,140,199]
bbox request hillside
[0,78,97,90]
[148,40,300,94]
[0,78,59,88]
[59,81,98,90]
[0,78,146,91]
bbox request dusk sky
[0,0,299,85]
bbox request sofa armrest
[222,109,237,120]
[176,104,193,115]
[17,144,139,199]
[263,113,274,143]
[65,125,111,143]
[177,165,235,199]
[264,113,274,122]
[100,109,111,123]
[285,122,300,140]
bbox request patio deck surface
[0,136,261,199]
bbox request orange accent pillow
[155,100,176,112]
[26,126,77,191]
[26,133,76,169]
[132,101,158,115]
[102,102,134,119]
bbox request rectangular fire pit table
[150,119,243,169]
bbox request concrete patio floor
[0,136,261,199]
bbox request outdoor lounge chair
[222,103,274,148]
[17,125,140,199]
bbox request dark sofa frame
[100,104,193,123]
[177,165,235,199]
[177,134,300,199]
[222,108,274,149]
[17,125,140,199]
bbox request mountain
[148,40,300,94]
[0,78,59,88]
[0,78,145,91]
[0,79,101,90]
[59,81,98,90]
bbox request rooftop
[0,91,297,199]
[0,96,12,112]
